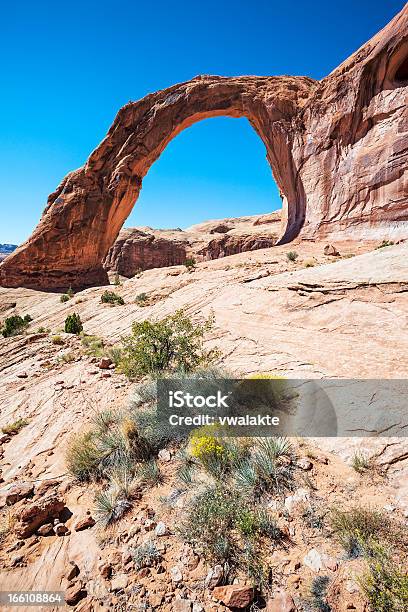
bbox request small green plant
[51,335,64,345]
[60,294,70,303]
[1,314,32,337]
[94,487,132,526]
[376,240,395,250]
[64,313,83,335]
[286,251,299,262]
[184,257,196,271]
[358,543,408,612]
[65,431,106,481]
[131,540,161,569]
[101,290,125,306]
[67,286,75,298]
[1,418,29,435]
[135,292,148,306]
[118,310,219,379]
[352,451,370,474]
[330,506,404,558]
[60,351,76,363]
[309,575,331,612]
[113,273,121,286]
[81,334,104,357]
[136,459,163,487]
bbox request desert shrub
[330,506,404,558]
[179,484,280,581]
[132,540,161,569]
[309,575,331,612]
[233,437,294,498]
[177,462,196,486]
[81,334,105,357]
[117,310,219,379]
[304,259,316,268]
[64,313,83,335]
[358,543,408,612]
[184,257,196,271]
[286,251,299,262]
[1,418,29,435]
[135,459,163,487]
[94,487,132,526]
[1,314,32,337]
[101,290,125,306]
[60,351,76,363]
[113,274,121,286]
[51,335,64,345]
[376,240,395,250]
[135,293,148,306]
[351,451,370,474]
[67,286,75,298]
[65,431,106,481]
[60,294,70,303]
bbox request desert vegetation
[1,314,32,337]
[101,290,125,306]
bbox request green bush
[184,257,196,271]
[179,484,280,581]
[67,286,75,298]
[135,293,148,306]
[60,294,70,303]
[376,240,395,250]
[286,251,299,262]
[64,313,83,335]
[101,290,125,306]
[81,334,104,357]
[330,506,405,558]
[1,314,32,337]
[359,544,408,612]
[1,418,29,435]
[118,310,219,379]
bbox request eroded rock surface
[104,213,280,276]
[1,6,407,289]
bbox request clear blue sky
[0,0,404,244]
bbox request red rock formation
[104,214,280,276]
[103,228,187,277]
[1,6,407,289]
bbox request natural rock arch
[1,4,407,289]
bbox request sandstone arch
[1,4,407,289]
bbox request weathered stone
[205,564,224,588]
[54,523,69,536]
[65,562,80,581]
[2,6,407,289]
[213,585,254,608]
[98,358,112,370]
[98,562,112,579]
[65,582,87,606]
[110,573,128,592]
[170,565,183,584]
[74,515,96,531]
[266,591,296,612]
[296,457,313,471]
[172,600,193,612]
[155,521,168,536]
[37,523,54,536]
[324,244,340,256]
[14,494,65,538]
[326,559,369,612]
[5,482,34,505]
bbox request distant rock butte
[104,213,281,277]
[0,5,407,289]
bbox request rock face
[0,5,407,290]
[104,213,280,276]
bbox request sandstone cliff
[104,213,281,276]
